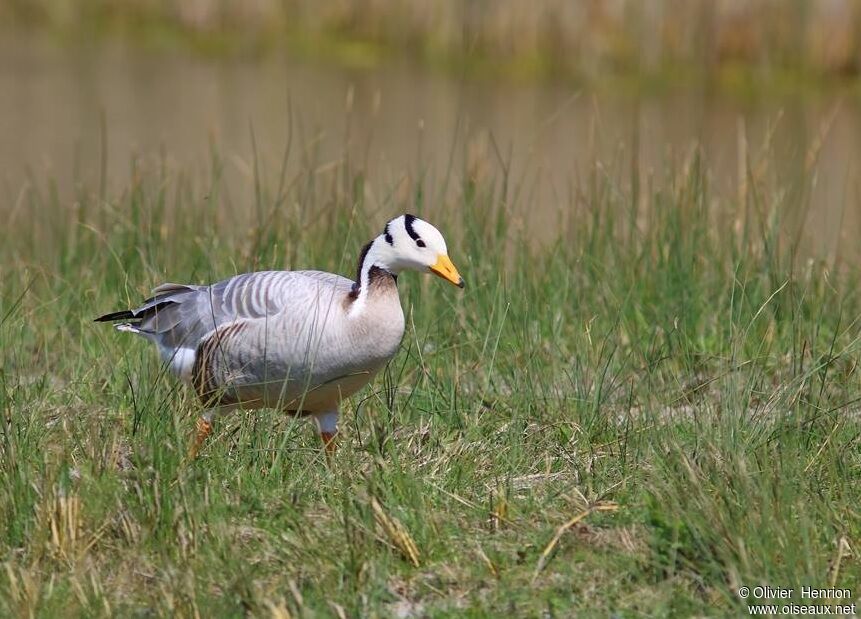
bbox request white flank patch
[163,346,196,382]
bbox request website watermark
[737,585,856,616]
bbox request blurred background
[2,0,860,260]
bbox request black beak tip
[457,278,465,289]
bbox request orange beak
[429,254,465,288]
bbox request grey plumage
[95,214,464,440]
[97,268,404,416]
[98,271,351,348]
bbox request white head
[354,214,465,300]
[371,214,464,285]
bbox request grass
[6,1,861,92]
[1,131,860,617]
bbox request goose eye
[416,240,426,248]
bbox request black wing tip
[94,310,134,323]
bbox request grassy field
[1,140,860,617]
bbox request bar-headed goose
[96,214,464,456]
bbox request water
[1,36,857,262]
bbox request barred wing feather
[105,270,353,352]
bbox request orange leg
[314,411,339,460]
[320,430,338,455]
[188,415,213,459]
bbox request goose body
[140,269,405,412]
[96,215,464,452]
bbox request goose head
[362,214,465,288]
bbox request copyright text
[737,585,855,616]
